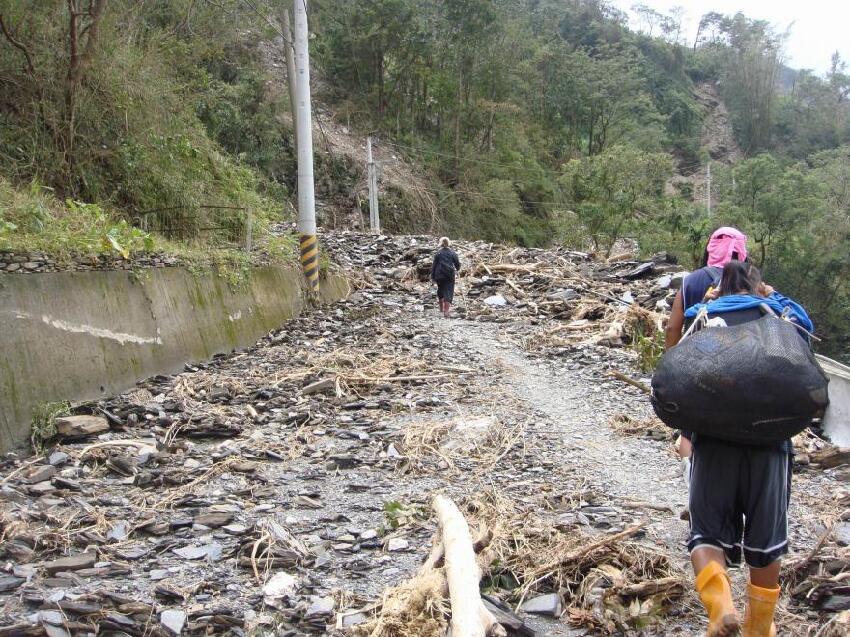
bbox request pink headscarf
[706,227,748,267]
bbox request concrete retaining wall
[0,265,349,451]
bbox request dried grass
[352,570,449,637]
[609,413,672,440]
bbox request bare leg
[692,546,726,577]
[749,561,780,588]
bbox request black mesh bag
[651,316,829,443]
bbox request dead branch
[608,371,651,395]
[0,14,35,75]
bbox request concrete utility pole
[293,0,319,291]
[706,161,712,216]
[366,136,380,234]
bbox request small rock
[360,529,378,540]
[172,543,222,561]
[222,523,249,535]
[340,612,369,628]
[160,609,187,636]
[43,552,96,574]
[835,522,850,547]
[0,575,25,592]
[521,592,562,616]
[305,596,336,618]
[149,569,169,581]
[302,378,336,395]
[48,452,70,467]
[263,572,299,605]
[386,538,409,552]
[55,415,109,437]
[23,464,56,484]
[106,521,130,542]
[193,512,233,528]
[484,294,508,307]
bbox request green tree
[561,145,672,255]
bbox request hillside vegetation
[1,0,849,356]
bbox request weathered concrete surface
[818,354,850,446]
[0,265,349,451]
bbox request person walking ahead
[431,237,460,318]
[665,227,749,482]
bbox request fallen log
[432,494,506,637]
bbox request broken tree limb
[608,371,651,395]
[432,495,506,637]
[614,576,684,598]
[505,278,525,299]
[527,521,646,581]
[78,439,157,460]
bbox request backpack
[651,315,829,444]
[433,253,454,282]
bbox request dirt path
[440,320,686,529]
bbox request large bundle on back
[651,316,829,443]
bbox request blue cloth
[684,292,814,334]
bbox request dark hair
[719,260,759,296]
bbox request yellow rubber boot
[695,561,741,637]
[743,583,779,637]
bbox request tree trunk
[279,6,299,156]
[64,0,107,174]
[454,63,463,178]
[432,495,504,637]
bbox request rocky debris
[1,231,843,636]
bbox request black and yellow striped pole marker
[299,233,320,291]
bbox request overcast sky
[612,0,850,74]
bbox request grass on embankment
[0,178,299,284]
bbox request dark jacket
[431,248,460,281]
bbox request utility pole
[366,136,380,234]
[706,161,712,216]
[293,0,319,291]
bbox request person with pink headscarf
[664,227,750,490]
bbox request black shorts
[436,278,455,303]
[687,436,791,568]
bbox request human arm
[430,256,437,282]
[665,290,685,350]
[452,251,461,272]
